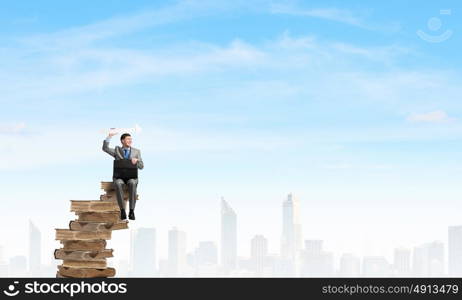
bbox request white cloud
[269,3,401,32]
[3,31,462,148]
[0,38,267,100]
[0,122,27,134]
[18,0,233,50]
[270,5,364,27]
[1,5,461,148]
[406,110,455,123]
[322,162,393,170]
[16,0,283,50]
[0,2,411,103]
[0,125,298,170]
[323,162,353,169]
[2,128,102,170]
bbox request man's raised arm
[102,135,116,157]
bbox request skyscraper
[193,241,219,276]
[300,240,334,277]
[393,247,411,276]
[251,235,268,275]
[28,220,41,276]
[449,226,462,276]
[221,198,237,272]
[362,256,391,277]
[130,227,156,276]
[339,253,360,277]
[9,256,27,277]
[0,245,7,277]
[168,227,187,276]
[194,241,218,266]
[427,241,445,276]
[281,193,302,261]
[412,245,428,276]
[412,241,445,277]
[0,245,4,264]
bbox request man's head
[120,133,132,148]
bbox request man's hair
[120,133,131,141]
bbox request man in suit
[102,132,144,220]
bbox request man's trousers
[113,178,137,211]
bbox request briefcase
[113,159,138,181]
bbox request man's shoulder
[131,147,140,152]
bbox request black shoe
[120,209,127,220]
[129,209,135,220]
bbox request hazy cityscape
[1,194,462,278]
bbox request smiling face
[120,133,132,148]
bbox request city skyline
[1,194,461,277]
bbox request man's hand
[131,158,138,165]
[107,130,117,138]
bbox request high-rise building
[412,241,444,277]
[449,226,462,276]
[0,245,4,264]
[304,240,323,253]
[362,256,391,277]
[221,198,237,271]
[281,193,302,261]
[427,241,445,276]
[168,227,187,276]
[251,235,268,275]
[338,253,360,277]
[158,259,169,276]
[192,241,218,276]
[9,256,27,277]
[194,241,218,266]
[28,220,41,276]
[130,227,156,276]
[412,245,428,276]
[300,240,334,277]
[393,247,411,276]
[0,245,7,277]
[117,259,130,277]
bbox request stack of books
[54,181,138,278]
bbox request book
[54,181,133,278]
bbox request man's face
[121,136,133,147]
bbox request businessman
[102,132,144,220]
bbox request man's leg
[113,178,126,210]
[127,178,138,211]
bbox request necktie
[124,149,129,159]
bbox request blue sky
[1,0,462,264]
